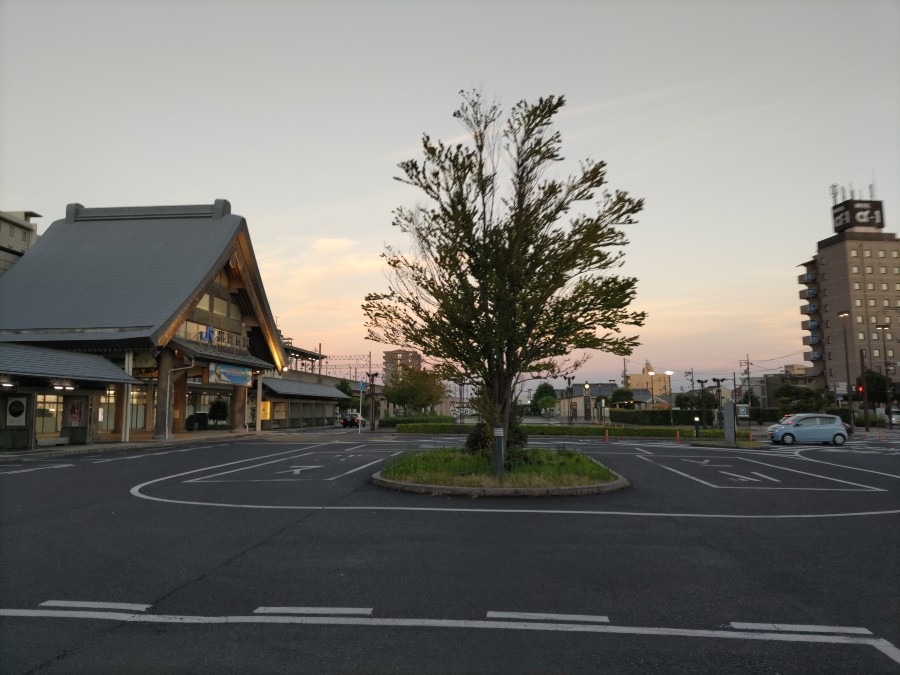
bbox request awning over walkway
[0,343,140,386]
[261,377,350,400]
[171,338,274,370]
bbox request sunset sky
[2,0,898,392]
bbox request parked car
[768,413,847,445]
[340,413,367,428]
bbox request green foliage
[208,397,228,423]
[610,388,635,407]
[530,383,557,414]
[336,379,356,411]
[382,366,446,414]
[396,422,752,440]
[536,395,557,418]
[773,384,826,413]
[362,90,645,469]
[464,422,492,454]
[675,390,718,410]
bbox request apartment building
[799,195,894,396]
[382,349,423,386]
[0,211,40,276]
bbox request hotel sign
[832,200,885,233]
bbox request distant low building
[0,210,40,276]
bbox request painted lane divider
[2,607,898,665]
[730,622,873,635]
[40,600,151,612]
[487,611,609,623]
[254,607,373,616]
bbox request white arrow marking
[275,466,323,476]
[682,459,731,467]
[719,471,760,482]
[0,464,74,475]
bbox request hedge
[379,415,455,429]
[395,422,754,439]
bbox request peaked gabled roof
[0,200,286,369]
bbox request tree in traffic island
[363,90,645,462]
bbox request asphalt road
[1,430,899,674]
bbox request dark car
[340,414,366,428]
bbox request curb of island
[371,470,631,498]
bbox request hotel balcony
[804,350,823,362]
[798,272,816,284]
[801,303,819,315]
[802,334,821,346]
[799,288,817,299]
[801,319,819,331]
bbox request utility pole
[712,378,726,429]
[366,371,379,432]
[684,369,695,417]
[859,350,870,431]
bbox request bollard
[605,429,609,444]
[493,424,505,481]
[749,431,753,443]
[676,430,680,444]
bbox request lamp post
[696,379,708,429]
[876,324,892,430]
[565,375,574,425]
[648,370,655,411]
[665,370,675,425]
[712,377,726,429]
[838,311,855,434]
[584,381,591,421]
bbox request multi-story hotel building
[382,349,423,386]
[799,195,893,396]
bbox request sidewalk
[4,426,339,461]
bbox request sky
[1,0,898,393]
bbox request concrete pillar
[153,348,175,440]
[112,383,125,434]
[173,371,187,433]
[231,386,248,432]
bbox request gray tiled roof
[262,377,350,400]
[0,343,140,384]
[0,201,246,346]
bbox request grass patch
[380,447,615,488]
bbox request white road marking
[730,622,872,635]
[487,611,609,623]
[0,464,74,475]
[274,466,323,476]
[751,472,781,482]
[183,450,320,483]
[326,453,402,480]
[636,456,720,487]
[720,471,761,482]
[92,445,231,463]
[40,600,150,611]
[254,607,373,615]
[736,457,885,491]
[1,608,897,664]
[793,451,900,479]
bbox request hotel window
[867,282,875,290]
[874,349,881,358]
[890,349,895,358]
[885,299,891,307]
[850,249,858,257]
[866,266,873,274]
[894,268,900,274]
[883,284,889,291]
[852,266,859,273]
[855,299,862,307]
[871,315,878,323]
[858,332,865,341]
[865,250,872,257]
[881,267,888,274]
[826,336,832,344]
[826,320,831,328]
[894,251,899,258]
[853,282,861,290]
[869,299,876,307]
[885,317,892,324]
[856,315,863,323]
[879,250,886,258]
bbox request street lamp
[648,370,655,411]
[584,381,591,422]
[838,311,855,434]
[665,370,675,425]
[696,379,708,429]
[712,378,726,429]
[876,323,892,430]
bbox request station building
[0,200,348,449]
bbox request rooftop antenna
[842,186,847,201]
[871,170,877,199]
[830,184,839,205]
